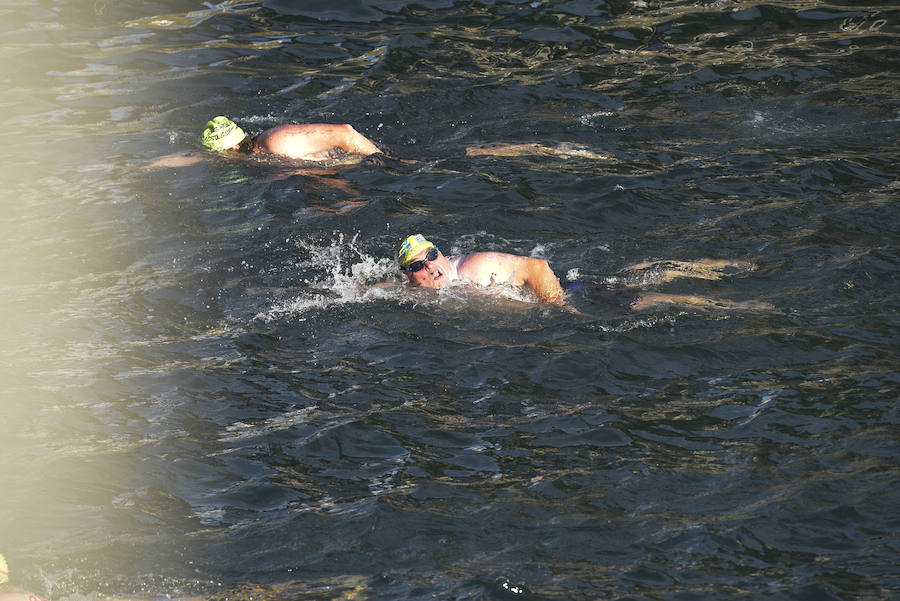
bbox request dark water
[1,1,898,600]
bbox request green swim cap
[200,116,247,151]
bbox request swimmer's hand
[142,152,207,170]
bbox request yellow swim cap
[397,234,434,267]
[0,552,9,584]
[200,116,247,151]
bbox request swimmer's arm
[141,152,208,170]
[517,256,565,303]
[465,142,609,160]
[622,259,757,283]
[331,124,383,156]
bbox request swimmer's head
[398,234,452,289]
[200,116,247,151]
[397,234,434,268]
[1,553,9,585]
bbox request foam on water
[254,234,401,322]
[254,233,560,323]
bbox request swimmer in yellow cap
[0,554,48,601]
[396,234,768,311]
[397,234,566,303]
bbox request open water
[1,1,898,600]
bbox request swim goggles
[402,247,439,272]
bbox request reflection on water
[1,1,898,600]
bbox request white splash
[255,233,400,322]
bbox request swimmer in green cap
[144,116,609,169]
[200,116,383,160]
[145,116,385,169]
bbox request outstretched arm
[622,259,756,283]
[141,152,208,170]
[465,142,609,160]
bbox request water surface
[0,1,897,600]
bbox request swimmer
[144,117,384,169]
[201,117,383,161]
[397,234,566,303]
[143,116,610,169]
[395,234,769,312]
[0,554,47,601]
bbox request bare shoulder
[456,252,529,286]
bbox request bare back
[253,124,381,161]
[455,252,564,303]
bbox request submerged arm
[622,259,757,284]
[141,152,208,170]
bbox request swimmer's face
[405,246,452,289]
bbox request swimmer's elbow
[528,257,555,279]
[526,258,564,303]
